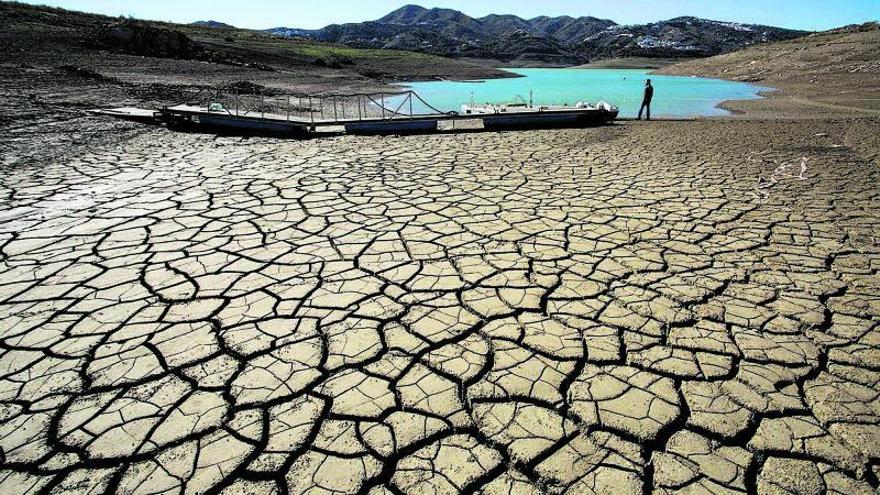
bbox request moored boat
[462,101,619,129]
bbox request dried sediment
[1,116,879,493]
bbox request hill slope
[267,5,808,65]
[659,23,880,111]
[0,1,508,95]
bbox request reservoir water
[394,68,768,118]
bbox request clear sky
[17,0,880,31]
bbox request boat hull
[160,110,312,137]
[343,119,439,135]
[482,109,618,130]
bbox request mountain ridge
[264,5,809,65]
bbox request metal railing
[165,87,453,124]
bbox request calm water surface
[394,68,768,118]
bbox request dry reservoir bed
[1,119,879,494]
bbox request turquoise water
[394,68,768,118]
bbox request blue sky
[18,0,880,30]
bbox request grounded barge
[93,90,619,138]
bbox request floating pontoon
[92,89,618,138]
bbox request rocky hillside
[267,5,808,65]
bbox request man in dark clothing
[638,79,654,120]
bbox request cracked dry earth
[1,119,880,495]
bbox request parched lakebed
[1,118,880,494]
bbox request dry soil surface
[1,115,880,494]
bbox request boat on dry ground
[91,90,619,137]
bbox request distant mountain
[264,5,809,64]
[191,20,235,29]
[574,17,808,59]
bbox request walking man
[638,79,653,120]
